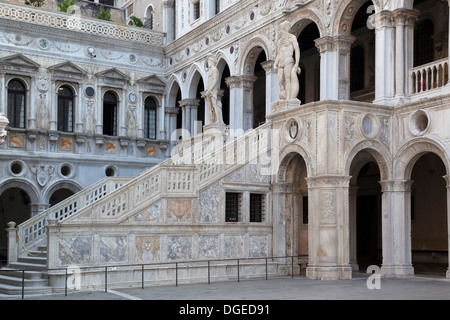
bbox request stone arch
[215,50,235,77]
[394,137,450,180]
[0,178,41,205]
[344,139,392,182]
[239,36,271,76]
[166,77,183,107]
[277,143,313,183]
[334,0,381,35]
[287,8,326,38]
[43,180,82,205]
[187,67,206,98]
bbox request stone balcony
[0,0,165,45]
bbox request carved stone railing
[16,176,132,256]
[56,122,273,226]
[410,58,449,94]
[0,0,165,45]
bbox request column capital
[371,10,395,29]
[162,0,175,8]
[314,36,334,54]
[305,174,352,189]
[178,98,200,109]
[165,106,180,115]
[391,8,419,27]
[379,179,414,192]
[260,60,276,74]
[225,75,257,89]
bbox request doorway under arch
[282,153,309,270]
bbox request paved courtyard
[4,272,449,301]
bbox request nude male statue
[275,21,301,101]
[205,55,224,124]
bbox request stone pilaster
[305,175,352,280]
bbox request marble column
[335,35,356,100]
[225,75,257,134]
[315,36,336,100]
[305,175,352,280]
[349,184,359,271]
[163,0,175,43]
[260,60,278,118]
[178,99,200,137]
[393,9,419,100]
[372,10,395,105]
[379,179,415,277]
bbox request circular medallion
[128,91,138,103]
[85,86,95,98]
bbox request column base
[447,268,450,279]
[381,264,415,278]
[306,265,352,280]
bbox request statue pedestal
[270,99,301,115]
[203,122,227,142]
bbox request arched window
[414,19,434,67]
[144,96,157,139]
[103,91,117,136]
[7,79,26,128]
[144,6,154,29]
[57,85,74,132]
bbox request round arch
[0,178,41,205]
[287,8,326,38]
[334,0,381,35]
[394,138,450,180]
[43,180,82,205]
[344,140,392,182]
[239,36,271,76]
[277,143,314,183]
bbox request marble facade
[3,0,450,292]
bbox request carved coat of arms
[31,164,55,187]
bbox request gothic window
[351,45,365,92]
[225,192,241,222]
[414,19,434,67]
[7,79,26,128]
[103,91,118,136]
[57,85,74,132]
[250,193,265,222]
[144,96,157,140]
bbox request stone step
[17,256,47,265]
[8,261,47,271]
[0,268,45,280]
[0,274,48,287]
[0,282,52,296]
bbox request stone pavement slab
[9,273,450,301]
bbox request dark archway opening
[356,161,382,270]
[410,152,448,276]
[0,188,31,263]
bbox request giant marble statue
[0,113,8,145]
[275,21,301,101]
[204,55,224,124]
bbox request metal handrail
[0,254,308,299]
